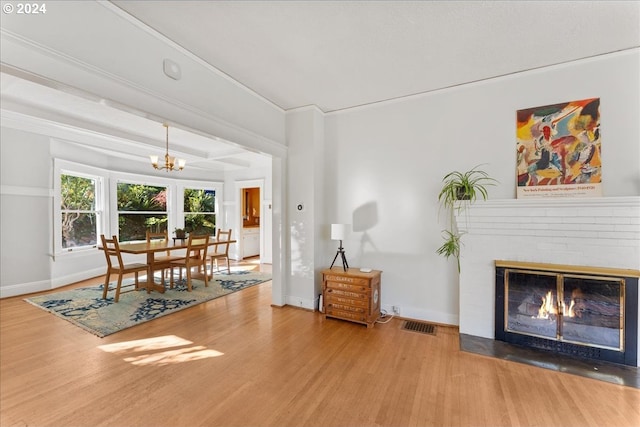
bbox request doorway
[236,179,265,262]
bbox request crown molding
[1,29,287,159]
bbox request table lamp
[330,223,350,271]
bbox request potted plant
[438,165,497,210]
[174,228,186,239]
[436,230,463,272]
[436,164,496,271]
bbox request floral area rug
[25,270,271,337]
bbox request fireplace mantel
[456,196,640,366]
[495,260,640,278]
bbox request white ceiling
[2,1,639,172]
[0,70,268,172]
[111,0,640,112]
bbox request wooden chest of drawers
[322,268,382,328]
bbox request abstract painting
[516,98,601,198]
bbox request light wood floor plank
[2,262,639,427]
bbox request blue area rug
[25,270,271,337]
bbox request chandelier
[150,123,186,172]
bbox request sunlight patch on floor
[98,335,224,366]
[124,346,224,366]
[228,265,258,272]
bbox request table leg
[142,252,165,294]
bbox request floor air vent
[402,320,437,335]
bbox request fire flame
[537,291,575,319]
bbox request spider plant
[436,230,463,272]
[436,164,496,271]
[438,165,497,211]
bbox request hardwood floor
[1,260,639,427]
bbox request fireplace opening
[495,261,638,367]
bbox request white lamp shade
[331,224,349,240]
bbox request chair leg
[203,262,209,287]
[115,275,124,302]
[134,271,139,290]
[102,273,111,299]
[225,258,230,273]
[186,267,192,292]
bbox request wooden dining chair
[209,229,232,276]
[100,234,149,302]
[170,234,210,291]
[146,230,183,285]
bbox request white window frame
[54,161,223,252]
[177,181,223,236]
[53,159,106,256]
[111,174,172,243]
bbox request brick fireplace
[455,197,640,367]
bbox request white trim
[285,295,316,311]
[324,48,640,116]
[50,267,105,289]
[0,266,106,299]
[462,196,640,210]
[0,279,52,299]
[1,32,288,158]
[0,185,52,198]
[175,181,225,233]
[54,159,106,256]
[285,104,326,116]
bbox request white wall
[285,106,326,309]
[0,128,52,291]
[324,49,640,325]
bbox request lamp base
[330,247,349,271]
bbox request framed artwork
[516,98,601,198]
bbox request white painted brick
[598,231,640,240]
[596,216,632,225]
[575,207,614,217]
[536,242,569,251]
[459,197,640,342]
[566,216,599,224]
[614,224,640,234]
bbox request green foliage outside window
[61,174,97,248]
[184,189,216,235]
[117,183,167,241]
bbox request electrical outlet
[392,305,400,315]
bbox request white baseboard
[285,295,315,310]
[1,267,104,299]
[380,304,459,326]
[50,268,104,288]
[0,280,51,298]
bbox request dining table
[108,238,237,294]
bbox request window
[117,182,168,242]
[183,188,216,235]
[60,173,100,249]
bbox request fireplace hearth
[495,261,638,367]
